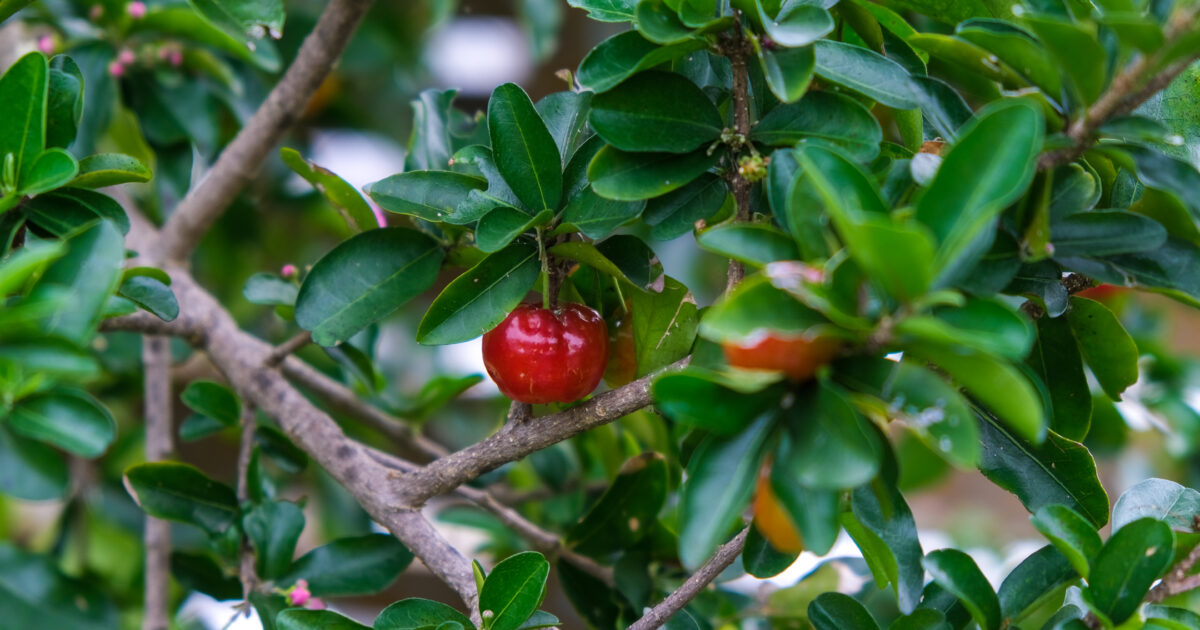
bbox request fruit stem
[613,277,629,315]
[537,226,551,310]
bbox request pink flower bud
[281,264,298,279]
[107,61,125,77]
[37,35,55,56]
[305,598,326,610]
[286,579,311,607]
[118,49,136,65]
[127,1,146,18]
[169,50,183,67]
[89,5,103,20]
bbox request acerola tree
[4,0,1200,629]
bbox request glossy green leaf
[1085,517,1174,624]
[283,534,413,597]
[590,71,722,153]
[956,19,1062,98]
[1111,478,1200,532]
[976,410,1110,527]
[653,370,782,435]
[909,33,1025,87]
[19,148,78,196]
[634,0,695,45]
[1030,504,1101,578]
[630,275,698,376]
[849,478,925,613]
[135,7,280,71]
[25,220,124,346]
[43,58,80,148]
[278,610,370,630]
[8,389,115,458]
[281,148,377,233]
[0,239,63,296]
[1051,211,1167,258]
[577,30,707,93]
[479,551,550,630]
[755,41,816,105]
[0,543,117,630]
[567,452,668,556]
[404,89,458,173]
[887,609,950,630]
[0,0,35,25]
[910,346,1044,443]
[23,188,130,235]
[678,410,775,569]
[0,339,99,382]
[1144,604,1200,630]
[296,228,444,347]
[1029,315,1092,441]
[244,500,305,580]
[699,275,827,344]
[996,545,1077,622]
[366,171,488,224]
[0,424,67,500]
[750,91,882,162]
[914,100,1043,284]
[771,470,841,555]
[588,145,719,201]
[68,153,152,189]
[758,0,834,47]
[898,298,1033,360]
[374,598,475,630]
[489,83,562,212]
[536,90,593,167]
[1065,296,1138,401]
[779,384,882,490]
[476,208,553,253]
[697,223,800,267]
[124,462,239,535]
[1115,144,1200,214]
[118,275,179,321]
[244,273,298,307]
[813,40,918,109]
[0,53,48,187]
[808,592,879,630]
[642,172,727,240]
[560,187,644,240]
[909,75,973,141]
[922,549,1001,630]
[417,243,540,345]
[1025,15,1107,106]
[743,524,800,578]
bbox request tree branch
[1147,529,1200,603]
[153,0,375,262]
[264,331,311,367]
[628,527,749,630]
[236,402,259,608]
[141,335,173,630]
[722,25,753,295]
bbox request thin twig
[722,24,753,295]
[264,331,312,368]
[1147,530,1200,603]
[236,403,259,607]
[141,336,173,630]
[628,528,749,630]
[154,0,376,262]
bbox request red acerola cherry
[482,303,610,404]
[722,332,840,382]
[1076,283,1127,302]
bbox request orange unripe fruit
[722,333,840,382]
[752,464,804,554]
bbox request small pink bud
[107,61,125,77]
[305,598,326,610]
[118,49,136,65]
[370,201,387,228]
[281,264,298,279]
[37,35,55,56]
[169,50,183,67]
[286,579,311,607]
[127,1,146,18]
[89,5,103,20]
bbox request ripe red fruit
[1076,283,1127,302]
[482,303,610,404]
[722,332,840,382]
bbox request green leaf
[907,34,1025,86]
[577,31,707,93]
[996,545,1077,623]
[281,148,377,233]
[536,90,593,167]
[123,462,239,535]
[909,345,1045,443]
[118,275,179,321]
[849,478,925,613]
[25,220,125,346]
[0,423,67,500]
[296,228,445,347]
[278,609,370,630]
[897,298,1034,360]
[779,384,882,490]
[743,524,800,578]
[476,208,553,253]
[560,187,644,240]
[1030,504,1101,578]
[23,188,130,235]
[8,389,115,458]
[374,598,475,630]
[758,0,834,48]
[170,551,243,601]
[771,471,841,555]
[479,551,550,630]
[68,153,152,188]
[590,71,722,153]
[244,273,298,307]
[909,75,973,142]
[1144,605,1200,630]
[653,370,782,435]
[0,52,48,187]
[44,56,82,150]
[1050,211,1167,258]
[284,534,413,597]
[1111,478,1200,532]
[642,172,727,240]
[244,500,305,580]
[1085,517,1174,624]
[0,0,35,25]
[976,410,1110,527]
[887,609,950,630]
[813,40,918,109]
[755,42,816,105]
[630,275,698,376]
[367,171,488,224]
[808,593,879,630]
[567,452,668,556]
[697,223,800,268]
[0,239,63,296]
[1024,15,1107,106]
[417,243,540,345]
[1115,144,1200,215]
[914,100,1043,284]
[750,91,882,162]
[1066,296,1139,401]
[0,542,117,630]
[634,0,695,45]
[567,0,636,21]
[135,7,280,71]
[0,339,99,382]
[19,148,79,196]
[956,20,1062,99]
[489,83,562,212]
[699,275,827,344]
[922,549,1001,630]
[188,0,285,43]
[1029,315,1092,441]
[678,410,775,569]
[589,145,720,201]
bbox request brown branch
[141,335,173,630]
[236,402,259,610]
[628,527,749,630]
[396,357,689,507]
[722,25,753,295]
[1147,535,1200,603]
[264,331,312,367]
[1038,6,1200,171]
[153,0,375,262]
